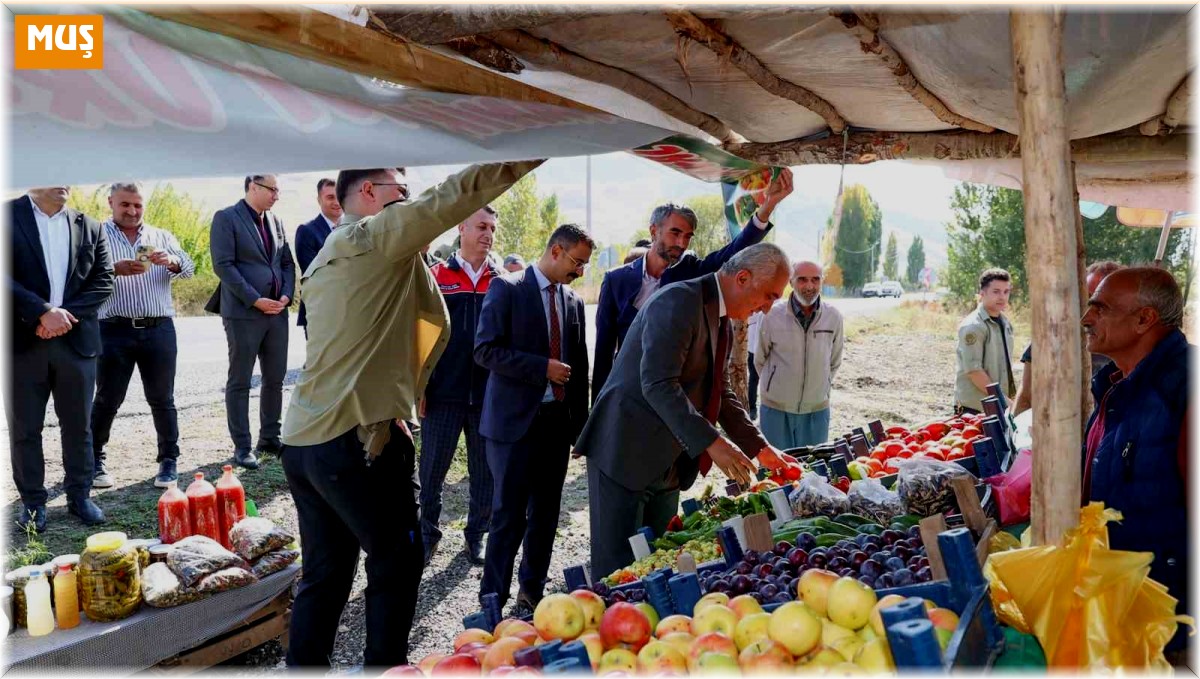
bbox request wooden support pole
[665,11,847,133]
[1071,163,1093,424]
[1011,9,1083,546]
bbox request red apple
[380,665,423,676]
[482,637,528,672]
[454,628,495,650]
[430,653,481,675]
[570,589,607,630]
[417,654,447,675]
[598,602,653,652]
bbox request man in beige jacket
[755,260,844,448]
[279,160,543,669]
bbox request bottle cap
[27,569,41,578]
[222,464,233,473]
[194,472,204,480]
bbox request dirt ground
[1,305,1005,670]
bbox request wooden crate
[151,587,292,673]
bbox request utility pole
[586,155,592,235]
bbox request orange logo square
[14,15,103,70]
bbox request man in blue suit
[294,177,342,336]
[475,224,593,613]
[592,168,793,402]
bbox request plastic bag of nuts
[894,457,975,517]
[848,478,905,524]
[788,472,848,518]
[141,563,205,608]
[195,567,257,595]
[167,536,248,587]
[250,550,299,579]
[229,518,294,562]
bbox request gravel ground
[2,303,986,671]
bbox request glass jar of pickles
[3,566,37,627]
[79,532,141,622]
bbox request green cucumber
[855,523,884,535]
[832,513,873,527]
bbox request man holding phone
[91,182,195,489]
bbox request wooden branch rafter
[1163,71,1191,129]
[483,28,742,144]
[724,130,1188,166]
[664,10,847,133]
[444,36,526,74]
[833,11,995,133]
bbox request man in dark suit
[294,177,341,336]
[209,174,296,469]
[592,168,793,402]
[576,243,797,578]
[6,187,114,530]
[475,224,593,612]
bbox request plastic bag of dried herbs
[895,457,975,517]
[230,518,294,562]
[195,566,257,595]
[142,562,206,608]
[848,478,905,524]
[788,472,848,518]
[250,549,299,578]
[167,535,248,587]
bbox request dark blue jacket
[425,256,502,407]
[294,213,333,327]
[591,219,773,402]
[1084,328,1190,642]
[475,266,589,443]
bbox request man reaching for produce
[1079,266,1190,661]
[576,244,803,578]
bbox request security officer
[954,267,1016,414]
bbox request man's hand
[278,295,291,307]
[38,308,77,339]
[755,167,795,223]
[148,251,181,273]
[114,259,149,276]
[706,436,757,487]
[547,359,572,385]
[253,298,286,315]
[757,445,803,480]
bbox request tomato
[961,427,982,439]
[870,449,889,463]
[884,442,904,457]
[784,465,802,481]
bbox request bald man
[1080,266,1190,660]
[754,261,844,449]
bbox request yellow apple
[636,640,688,674]
[656,614,693,638]
[533,593,585,641]
[869,594,907,637]
[827,577,878,631]
[692,603,738,638]
[597,648,638,674]
[693,592,730,615]
[766,601,822,657]
[728,594,764,620]
[569,589,607,630]
[733,611,771,651]
[797,569,840,617]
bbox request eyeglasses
[253,182,280,196]
[563,252,590,272]
[370,182,409,201]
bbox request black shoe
[67,497,106,526]
[515,588,540,612]
[233,449,260,470]
[17,504,47,533]
[154,458,178,488]
[92,461,114,489]
[466,538,485,565]
[255,441,282,457]
[423,539,439,567]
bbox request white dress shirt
[99,221,196,319]
[455,252,486,287]
[633,214,768,310]
[30,196,71,308]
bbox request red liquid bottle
[186,472,220,544]
[215,465,246,550]
[157,480,192,544]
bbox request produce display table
[3,564,298,673]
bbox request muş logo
[14,15,104,70]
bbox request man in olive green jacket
[954,267,1017,414]
[280,160,543,669]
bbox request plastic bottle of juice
[186,472,220,543]
[24,569,53,637]
[215,465,246,550]
[53,565,79,630]
[158,480,192,544]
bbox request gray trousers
[222,313,288,452]
[587,461,680,580]
[5,337,97,505]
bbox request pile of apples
[391,572,961,675]
[851,415,988,479]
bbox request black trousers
[222,313,288,453]
[587,461,680,580]
[5,337,97,505]
[282,422,423,668]
[91,319,180,464]
[748,352,760,416]
[480,402,570,606]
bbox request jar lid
[148,545,173,555]
[86,531,128,552]
[127,539,158,550]
[49,554,80,568]
[4,566,38,583]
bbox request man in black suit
[576,243,796,577]
[6,187,114,530]
[294,177,341,336]
[474,224,592,612]
[208,174,295,469]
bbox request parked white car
[880,282,904,298]
[861,282,882,298]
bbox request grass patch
[173,273,219,316]
[5,522,52,572]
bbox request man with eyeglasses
[280,162,543,668]
[207,174,295,470]
[474,224,593,615]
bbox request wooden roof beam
[370,7,632,45]
[833,11,996,133]
[664,10,847,134]
[725,130,1188,166]
[483,28,742,144]
[1137,72,1190,135]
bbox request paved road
[6,293,913,430]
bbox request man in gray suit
[208,174,295,469]
[576,243,796,578]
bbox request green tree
[493,173,559,262]
[882,232,899,281]
[867,195,884,278]
[905,235,926,285]
[540,193,560,235]
[832,184,880,292]
[626,194,731,258]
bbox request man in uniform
[954,268,1016,414]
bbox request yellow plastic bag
[984,502,1193,670]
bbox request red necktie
[699,317,731,476]
[547,283,565,401]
